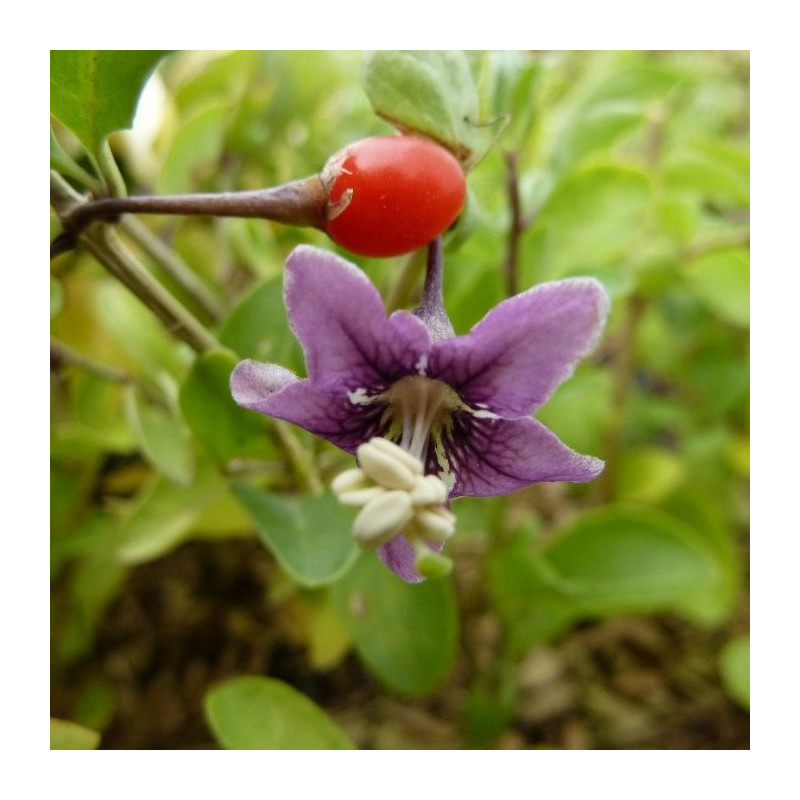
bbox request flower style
[231,244,609,582]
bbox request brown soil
[50,538,749,750]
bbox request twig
[59,176,327,239]
[596,294,646,503]
[503,151,524,297]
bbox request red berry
[321,136,466,258]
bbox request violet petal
[230,359,386,454]
[446,414,604,498]
[284,246,430,393]
[429,278,609,418]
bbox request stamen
[353,490,413,547]
[357,440,418,491]
[409,381,429,460]
[331,434,457,573]
[338,486,386,507]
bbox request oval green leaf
[124,386,194,486]
[179,349,272,463]
[232,483,358,588]
[204,676,355,750]
[50,50,169,154]
[684,247,750,327]
[523,163,650,283]
[363,50,483,159]
[546,507,718,615]
[333,552,458,697]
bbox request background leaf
[333,552,458,697]
[179,349,273,463]
[124,385,194,486]
[232,483,358,587]
[546,507,718,614]
[50,718,101,750]
[50,50,168,153]
[719,636,750,710]
[204,676,355,749]
[683,247,750,327]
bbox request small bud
[357,440,418,491]
[413,544,453,579]
[353,490,413,547]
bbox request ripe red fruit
[321,136,466,258]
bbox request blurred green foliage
[51,50,749,749]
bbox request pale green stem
[50,337,165,405]
[51,171,219,354]
[120,216,224,323]
[271,421,324,495]
[97,139,127,198]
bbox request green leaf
[50,718,100,750]
[124,386,194,486]
[117,460,225,564]
[535,367,613,457]
[219,277,304,372]
[93,279,189,379]
[684,248,750,327]
[664,489,742,626]
[663,146,749,206]
[333,552,458,697]
[50,50,168,154]
[546,507,718,615]
[157,103,229,194]
[363,50,483,159]
[557,101,646,170]
[51,513,128,664]
[232,483,358,587]
[615,445,685,504]
[719,636,750,710]
[204,676,355,750]
[487,536,577,656]
[522,163,650,283]
[179,349,272,463]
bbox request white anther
[353,490,414,547]
[357,440,418,491]
[364,437,424,475]
[415,507,456,543]
[409,474,449,507]
[337,486,386,508]
[331,468,368,495]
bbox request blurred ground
[50,535,749,750]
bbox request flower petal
[444,415,604,498]
[230,359,386,453]
[429,278,609,417]
[284,246,430,393]
[377,535,444,584]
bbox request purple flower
[231,244,608,582]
